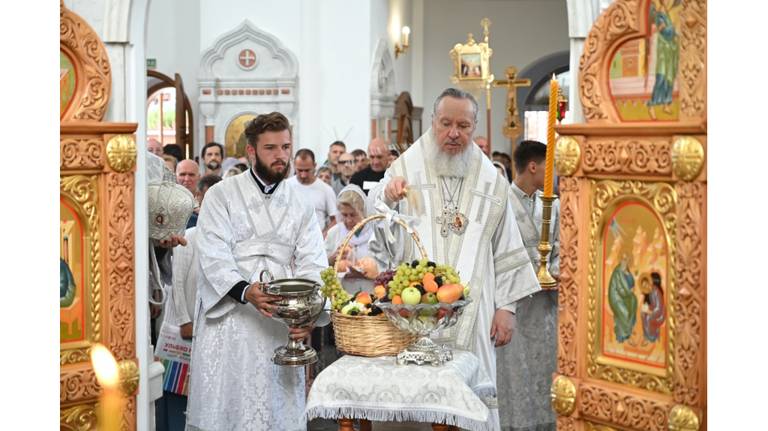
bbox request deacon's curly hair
[244,112,292,147]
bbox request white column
[565,0,613,124]
[410,0,424,109]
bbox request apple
[421,292,438,304]
[401,286,422,305]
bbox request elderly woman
[324,184,375,293]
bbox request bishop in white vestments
[369,89,540,430]
[496,140,561,431]
[187,113,326,431]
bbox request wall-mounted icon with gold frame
[449,32,492,87]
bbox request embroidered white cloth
[304,351,496,431]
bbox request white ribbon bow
[374,200,420,243]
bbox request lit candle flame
[91,344,119,388]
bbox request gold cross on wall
[492,66,531,142]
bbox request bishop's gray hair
[432,88,479,122]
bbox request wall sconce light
[395,26,410,59]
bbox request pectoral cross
[492,66,531,142]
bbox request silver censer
[259,270,327,367]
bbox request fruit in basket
[437,284,464,304]
[341,302,362,316]
[374,285,387,300]
[356,256,379,279]
[401,286,422,305]
[421,292,438,304]
[320,267,351,312]
[434,275,444,287]
[392,295,403,304]
[355,291,372,306]
[422,273,438,293]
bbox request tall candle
[91,344,124,431]
[544,74,558,197]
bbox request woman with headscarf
[324,184,375,294]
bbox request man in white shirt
[287,149,338,236]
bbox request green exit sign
[146,58,157,69]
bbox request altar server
[186,112,326,431]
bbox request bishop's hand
[384,176,408,204]
[490,309,516,347]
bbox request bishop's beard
[425,139,475,178]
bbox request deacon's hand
[179,322,193,340]
[490,309,516,347]
[288,325,313,341]
[245,283,283,318]
[384,176,408,203]
[158,234,187,248]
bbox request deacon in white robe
[187,113,327,431]
[496,140,561,431]
[369,89,540,430]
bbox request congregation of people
[147,88,560,431]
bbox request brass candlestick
[536,195,558,290]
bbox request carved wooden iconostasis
[552,0,706,430]
[61,3,139,430]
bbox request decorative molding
[671,136,704,181]
[118,359,139,396]
[105,134,136,173]
[371,38,396,119]
[678,0,707,120]
[672,183,705,406]
[551,375,577,416]
[555,136,581,177]
[199,20,298,82]
[587,180,677,394]
[557,177,580,376]
[579,382,669,431]
[582,139,672,176]
[557,417,577,431]
[60,175,102,366]
[61,138,103,170]
[60,4,111,121]
[60,367,100,404]
[668,404,700,431]
[579,0,640,121]
[60,403,97,431]
[106,172,135,360]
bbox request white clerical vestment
[368,130,540,429]
[186,171,326,431]
[496,181,561,430]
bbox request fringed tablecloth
[304,350,496,431]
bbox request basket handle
[332,213,428,273]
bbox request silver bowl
[259,270,326,367]
[375,299,471,366]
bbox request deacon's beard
[425,139,475,178]
[206,160,220,171]
[253,155,290,184]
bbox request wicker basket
[329,214,424,357]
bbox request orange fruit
[392,295,403,304]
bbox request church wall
[422,0,569,154]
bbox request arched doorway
[146,70,194,159]
[518,51,571,143]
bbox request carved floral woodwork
[61,4,137,429]
[554,0,706,429]
[61,138,104,170]
[60,3,111,122]
[556,176,580,378]
[582,139,672,177]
